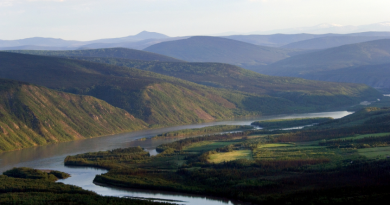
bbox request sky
[0,0,389,40]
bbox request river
[0,111,352,205]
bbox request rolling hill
[7,48,184,62]
[59,56,381,107]
[143,36,298,66]
[257,39,390,76]
[0,78,147,152]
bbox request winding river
[0,111,352,205]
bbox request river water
[0,111,352,205]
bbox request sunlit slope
[0,79,147,152]
[7,47,183,62]
[259,39,390,76]
[65,57,382,108]
[144,36,297,66]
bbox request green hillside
[7,47,183,62]
[258,39,390,76]
[63,57,381,108]
[143,36,297,66]
[0,78,147,152]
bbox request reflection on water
[0,111,352,205]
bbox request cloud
[0,0,16,7]
[0,0,66,7]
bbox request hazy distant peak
[379,22,390,26]
[315,23,345,28]
[131,31,169,39]
[254,21,390,35]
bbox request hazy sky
[0,0,389,40]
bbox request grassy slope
[0,79,147,152]
[7,47,184,62]
[258,39,390,76]
[143,36,297,66]
[62,57,382,109]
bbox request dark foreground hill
[7,47,183,62]
[257,39,390,76]
[0,79,147,152]
[63,56,381,107]
[143,36,298,66]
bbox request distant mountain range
[253,22,390,35]
[282,35,390,50]
[2,28,390,51]
[0,31,170,50]
[223,32,390,48]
